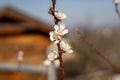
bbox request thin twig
[51,0,65,80]
[57,43,65,80]
[77,30,120,73]
[52,0,56,9]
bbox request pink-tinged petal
[60,40,73,53]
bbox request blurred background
[0,0,120,80]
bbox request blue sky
[0,0,119,27]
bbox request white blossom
[54,23,68,36]
[54,11,67,20]
[60,40,73,53]
[49,31,61,44]
[48,50,58,61]
[17,51,24,61]
[114,0,120,4]
[43,59,51,66]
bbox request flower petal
[59,23,65,30]
[62,29,69,35]
[60,40,73,53]
[60,40,66,50]
[48,50,58,61]
[49,31,54,41]
[54,25,59,31]
[54,40,59,44]
[49,31,61,43]
[67,49,73,53]
[55,11,67,20]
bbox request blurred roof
[0,6,53,36]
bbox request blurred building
[0,6,52,80]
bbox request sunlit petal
[60,40,73,54]
[62,29,69,35]
[49,31,61,43]
[54,23,68,36]
[54,25,59,31]
[60,40,66,49]
[54,40,59,44]
[59,23,65,30]
[55,11,67,20]
[49,31,55,41]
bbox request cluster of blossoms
[47,7,73,62]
